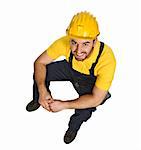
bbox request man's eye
[71,41,77,45]
[83,43,88,46]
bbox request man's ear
[92,37,97,47]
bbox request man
[26,11,116,144]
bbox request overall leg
[33,60,72,102]
[26,60,73,111]
[64,73,97,144]
[68,92,111,131]
[68,72,111,131]
[68,75,97,131]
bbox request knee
[83,111,92,122]
[76,109,93,122]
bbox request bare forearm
[34,62,46,93]
[65,93,105,109]
[49,86,107,112]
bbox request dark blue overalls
[33,42,111,131]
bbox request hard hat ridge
[66,11,100,39]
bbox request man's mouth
[76,52,86,57]
[74,53,87,60]
[76,54,84,57]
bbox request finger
[49,98,54,101]
[48,98,55,104]
[48,100,54,104]
[49,107,53,112]
[41,102,51,112]
[45,95,53,100]
[42,104,48,110]
[45,104,51,112]
[41,103,46,109]
[49,103,55,112]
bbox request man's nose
[76,44,82,54]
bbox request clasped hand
[39,98,67,112]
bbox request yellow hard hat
[66,11,100,39]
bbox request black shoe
[64,129,78,144]
[26,100,40,112]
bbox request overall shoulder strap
[69,51,73,67]
[89,42,105,76]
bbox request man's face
[70,38,95,61]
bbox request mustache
[73,50,87,55]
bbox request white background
[0,0,141,149]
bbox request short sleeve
[95,46,116,91]
[46,36,69,60]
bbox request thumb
[48,99,54,104]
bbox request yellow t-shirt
[46,36,116,91]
